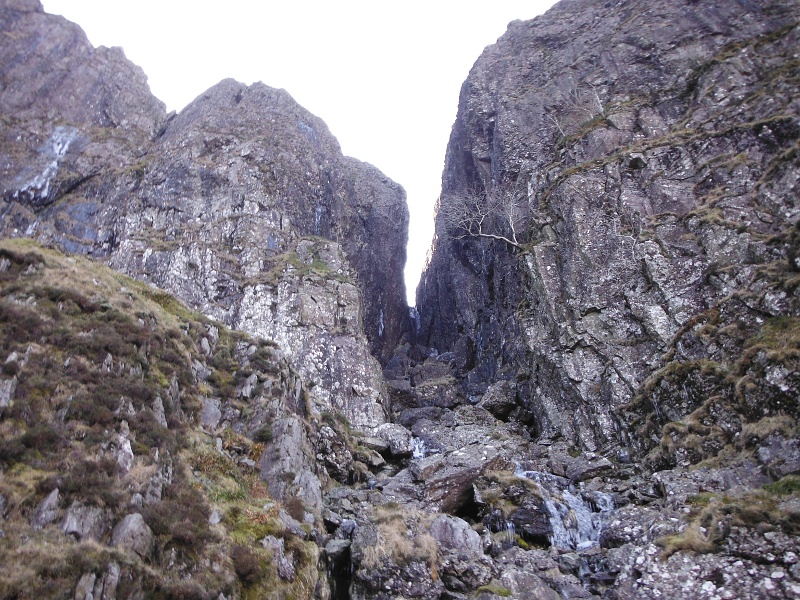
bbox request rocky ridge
[0,0,409,437]
[0,0,799,599]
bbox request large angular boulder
[375,422,414,457]
[111,513,153,558]
[408,444,503,513]
[60,501,109,541]
[477,380,517,420]
[30,488,59,530]
[430,514,482,556]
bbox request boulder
[323,508,342,532]
[278,509,307,540]
[380,468,424,505]
[352,445,385,469]
[60,501,109,541]
[477,380,517,420]
[261,535,295,582]
[99,562,121,600]
[509,502,552,546]
[430,515,482,556]
[564,453,615,483]
[360,436,390,454]
[325,538,351,561]
[316,425,354,483]
[396,406,445,429]
[111,513,153,557]
[30,488,59,530]
[151,396,168,428]
[757,433,800,479]
[498,572,560,600]
[411,358,451,384]
[74,573,96,600]
[109,432,134,475]
[409,444,503,513]
[375,422,413,457]
[415,380,463,409]
[239,372,259,398]
[440,555,495,595]
[386,378,417,412]
[201,398,222,430]
[0,377,16,410]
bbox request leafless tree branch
[438,185,530,249]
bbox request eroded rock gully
[0,0,799,599]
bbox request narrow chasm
[1,0,799,598]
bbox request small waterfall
[411,437,428,459]
[314,205,324,234]
[515,466,615,551]
[14,125,79,202]
[483,509,519,550]
[504,520,517,546]
[408,307,420,336]
[543,489,607,550]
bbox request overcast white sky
[42,0,558,304]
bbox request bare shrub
[438,184,529,248]
[231,544,265,585]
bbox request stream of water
[515,465,616,551]
[411,437,428,459]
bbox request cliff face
[3,1,800,599]
[0,0,165,138]
[0,1,411,436]
[418,0,800,453]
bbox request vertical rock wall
[0,2,410,431]
[417,0,800,451]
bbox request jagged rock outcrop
[0,0,165,139]
[417,0,800,454]
[3,1,800,599]
[0,0,409,436]
[409,0,800,598]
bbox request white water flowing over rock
[515,465,615,550]
[12,125,79,203]
[411,436,428,459]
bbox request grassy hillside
[0,239,319,599]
